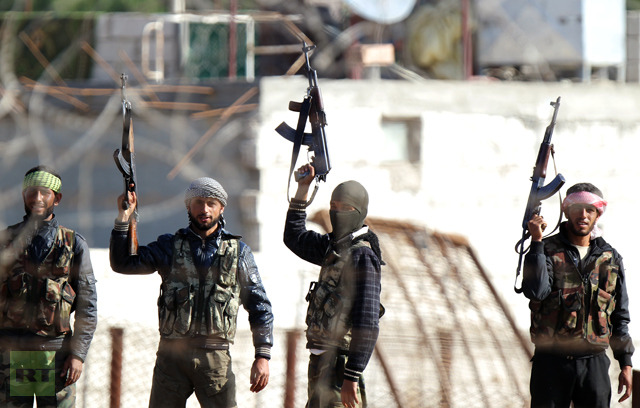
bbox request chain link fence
[75,325,420,408]
[77,324,306,408]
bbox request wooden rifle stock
[532,144,551,180]
[309,84,326,126]
[124,109,138,256]
[129,217,138,255]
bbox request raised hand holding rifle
[113,73,139,255]
[514,96,565,293]
[276,41,331,206]
[292,163,316,203]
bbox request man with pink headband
[523,182,634,408]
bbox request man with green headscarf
[0,165,98,407]
[284,164,383,408]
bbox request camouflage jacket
[0,216,97,361]
[157,233,242,341]
[523,223,634,367]
[109,224,273,359]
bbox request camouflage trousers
[306,351,366,408]
[0,348,75,408]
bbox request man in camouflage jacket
[0,165,98,407]
[110,177,273,408]
[523,182,634,407]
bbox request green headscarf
[23,170,62,193]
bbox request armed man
[523,182,634,407]
[110,177,273,407]
[284,163,383,408]
[0,165,98,407]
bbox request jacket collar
[16,214,58,239]
[10,215,59,257]
[181,223,241,245]
[20,214,58,227]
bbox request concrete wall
[255,76,640,349]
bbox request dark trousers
[306,351,366,408]
[530,351,611,408]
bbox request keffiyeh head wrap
[561,191,607,215]
[184,177,228,207]
[23,170,62,193]
[562,191,607,239]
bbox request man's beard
[24,204,54,223]
[188,212,220,232]
[566,219,594,237]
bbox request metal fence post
[110,327,124,408]
[284,330,301,408]
[633,369,640,408]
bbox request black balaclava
[329,180,369,241]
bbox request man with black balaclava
[283,163,383,408]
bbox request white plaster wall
[256,77,640,358]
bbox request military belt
[0,334,64,351]
[534,348,605,360]
[159,336,230,351]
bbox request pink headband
[561,191,607,215]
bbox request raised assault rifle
[113,73,139,255]
[276,41,331,206]
[514,96,565,293]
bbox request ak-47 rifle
[514,96,565,293]
[276,41,331,206]
[113,73,139,255]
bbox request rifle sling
[287,96,318,207]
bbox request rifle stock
[128,217,138,255]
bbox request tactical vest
[305,241,371,351]
[529,240,619,349]
[157,233,240,340]
[0,226,76,337]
